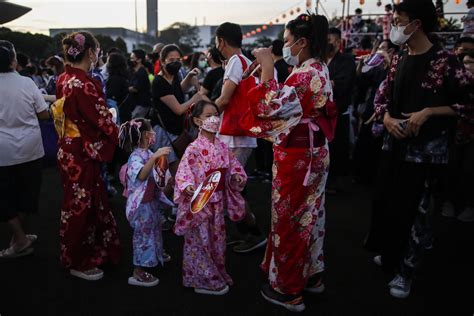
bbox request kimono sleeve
[373,54,399,121]
[224,148,246,222]
[242,78,303,144]
[127,153,145,184]
[74,80,119,161]
[445,54,474,124]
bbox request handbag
[154,108,194,158]
[219,55,256,136]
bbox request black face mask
[327,43,335,54]
[165,61,182,75]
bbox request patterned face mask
[200,115,220,133]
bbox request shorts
[0,158,42,222]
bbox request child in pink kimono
[174,101,247,295]
[119,118,172,287]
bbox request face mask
[282,40,302,66]
[389,22,416,46]
[200,115,220,133]
[165,61,182,75]
[327,43,335,55]
[198,60,208,69]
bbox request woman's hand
[253,47,273,67]
[383,113,408,139]
[188,68,201,77]
[153,147,172,160]
[402,108,432,137]
[231,174,244,185]
[190,92,204,104]
[185,185,196,197]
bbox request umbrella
[0,1,32,25]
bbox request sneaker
[128,271,159,287]
[232,235,267,253]
[388,274,412,299]
[194,285,229,295]
[457,207,474,223]
[373,255,382,267]
[260,283,305,312]
[441,202,455,218]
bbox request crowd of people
[0,0,473,313]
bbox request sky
[3,0,468,35]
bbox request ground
[1,163,473,315]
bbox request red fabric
[154,60,161,76]
[56,65,121,270]
[220,55,256,136]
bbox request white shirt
[0,72,48,166]
[217,54,258,149]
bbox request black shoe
[260,283,305,312]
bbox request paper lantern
[296,7,301,12]
[282,14,286,19]
[455,0,461,3]
[276,18,279,23]
[306,0,312,7]
[376,0,382,6]
[246,32,251,36]
[262,25,268,30]
[290,10,294,15]
[251,30,257,35]
[359,0,365,4]
[256,28,262,33]
[269,21,274,26]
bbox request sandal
[128,271,159,287]
[10,234,38,247]
[194,285,229,296]
[70,267,104,281]
[0,238,33,259]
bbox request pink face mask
[200,116,220,133]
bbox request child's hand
[231,174,244,184]
[185,185,196,197]
[153,147,172,160]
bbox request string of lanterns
[357,0,462,5]
[243,1,311,39]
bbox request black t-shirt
[106,74,129,105]
[202,67,224,96]
[129,67,151,107]
[152,75,185,136]
[274,58,291,83]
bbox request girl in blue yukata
[118,118,172,287]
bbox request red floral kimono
[242,58,337,295]
[55,65,121,270]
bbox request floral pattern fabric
[174,134,247,290]
[243,58,335,295]
[374,48,474,163]
[124,148,169,267]
[56,65,121,270]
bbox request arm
[137,147,171,181]
[37,110,50,121]
[180,68,200,92]
[43,94,57,103]
[31,80,50,121]
[215,79,237,112]
[160,92,203,116]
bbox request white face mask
[282,40,302,66]
[389,22,416,46]
[200,115,220,133]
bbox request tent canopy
[0,1,32,25]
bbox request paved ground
[1,162,473,315]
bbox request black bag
[154,108,194,158]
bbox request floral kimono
[241,58,337,295]
[173,134,247,290]
[55,65,121,270]
[123,148,171,267]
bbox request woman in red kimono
[54,32,121,280]
[240,14,336,312]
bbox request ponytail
[286,14,329,62]
[118,118,152,153]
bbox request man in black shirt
[129,49,152,119]
[200,47,224,100]
[271,39,291,84]
[327,27,356,192]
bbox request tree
[159,22,201,54]
[0,27,56,62]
